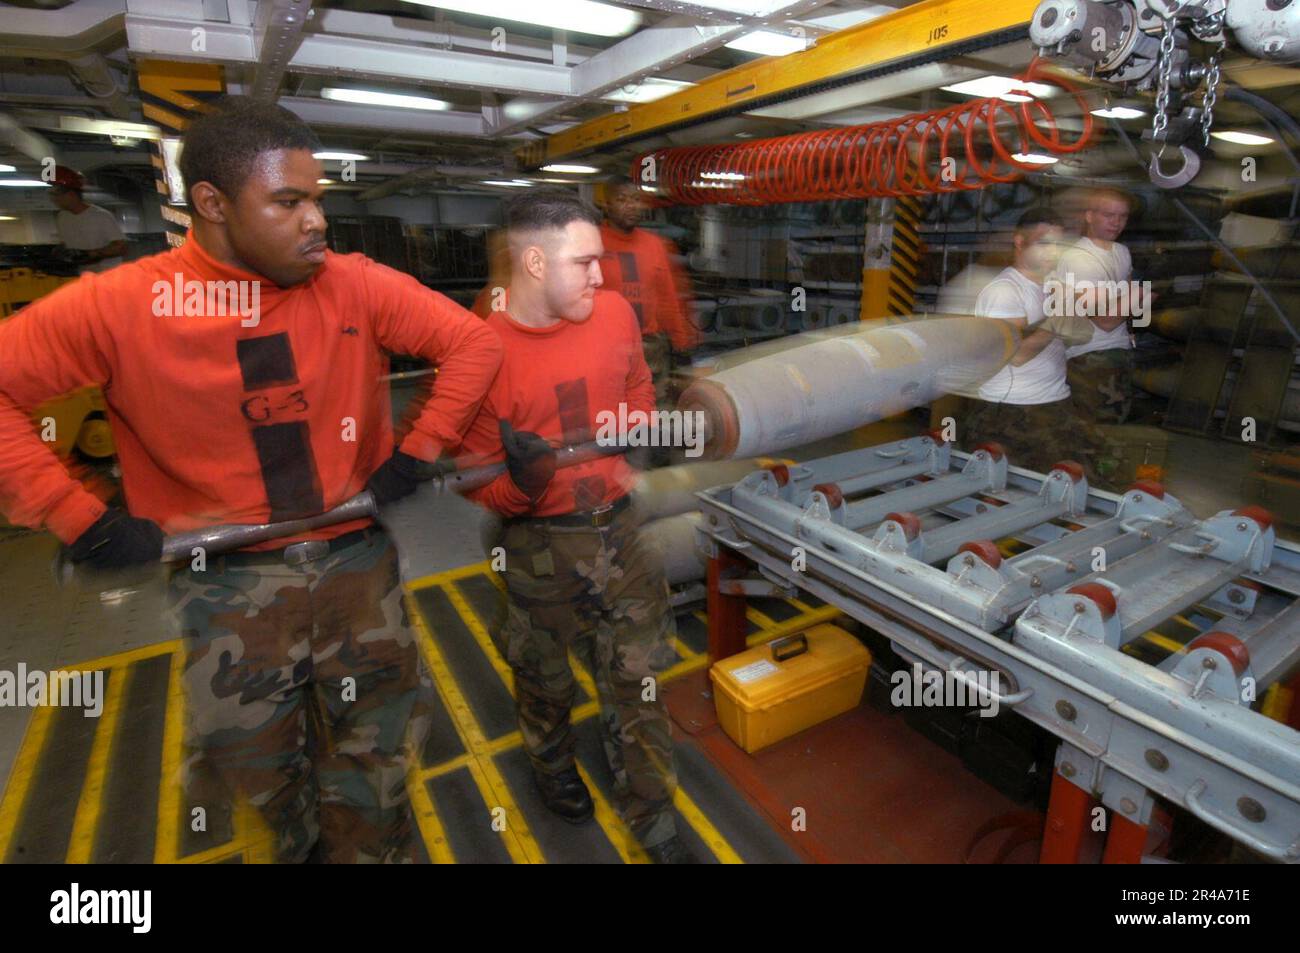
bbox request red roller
[959,540,1003,569]
[1232,505,1274,531]
[1128,480,1166,499]
[1051,461,1085,483]
[1068,583,1117,619]
[885,511,922,541]
[814,482,844,509]
[633,59,1094,206]
[1188,632,1251,677]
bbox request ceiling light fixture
[398,0,640,37]
[941,75,1056,100]
[1092,106,1146,119]
[724,30,807,57]
[604,77,695,104]
[1210,130,1274,146]
[321,88,452,111]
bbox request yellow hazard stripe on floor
[578,762,650,864]
[405,565,841,864]
[406,590,544,864]
[406,560,494,592]
[0,701,55,861]
[154,651,184,863]
[0,561,835,866]
[67,666,128,863]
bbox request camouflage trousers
[641,333,673,468]
[167,528,428,863]
[488,503,680,848]
[642,332,672,412]
[961,396,1118,491]
[1068,346,1134,425]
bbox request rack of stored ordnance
[696,435,1300,863]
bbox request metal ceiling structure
[0,0,1294,200]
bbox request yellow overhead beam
[518,0,1042,168]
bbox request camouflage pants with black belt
[1068,346,1134,425]
[488,503,680,849]
[167,527,429,863]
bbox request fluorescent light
[701,171,745,180]
[398,0,640,37]
[941,76,1056,100]
[0,165,13,173]
[1211,130,1274,146]
[321,87,451,111]
[0,215,16,221]
[604,77,694,104]
[0,179,50,187]
[314,151,369,161]
[1012,152,1058,165]
[725,30,808,57]
[318,179,335,185]
[1092,106,1146,119]
[481,180,533,187]
[671,0,800,12]
[541,164,601,174]
[57,117,163,140]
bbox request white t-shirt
[1054,236,1134,358]
[56,204,125,273]
[975,266,1070,405]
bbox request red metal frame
[707,548,750,662]
[1040,771,1096,864]
[1101,812,1149,864]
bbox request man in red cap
[49,165,127,273]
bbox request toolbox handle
[1184,780,1300,862]
[770,633,808,662]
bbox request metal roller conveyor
[696,437,1300,862]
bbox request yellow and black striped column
[860,195,926,323]
[137,60,227,248]
[886,195,924,320]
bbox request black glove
[499,420,556,501]
[366,448,443,507]
[68,507,164,570]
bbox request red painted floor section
[665,669,1044,864]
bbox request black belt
[219,527,375,568]
[512,494,632,529]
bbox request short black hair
[179,96,321,203]
[1014,206,1064,233]
[505,188,602,234]
[606,174,636,193]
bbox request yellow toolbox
[709,624,872,754]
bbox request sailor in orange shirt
[598,176,698,421]
[0,98,503,863]
[459,189,697,863]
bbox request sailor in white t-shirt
[961,207,1110,485]
[50,166,127,274]
[1052,187,1141,423]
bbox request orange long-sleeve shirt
[0,232,503,549]
[461,290,654,517]
[598,224,698,352]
